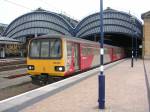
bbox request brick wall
[143,18,150,59]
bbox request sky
[0,0,150,24]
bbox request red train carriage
[55,35,100,76]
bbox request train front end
[27,36,65,84]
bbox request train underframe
[31,74,64,85]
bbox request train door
[73,43,79,71]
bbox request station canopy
[2,7,142,42]
[0,36,21,44]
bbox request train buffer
[0,59,150,112]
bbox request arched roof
[2,8,143,42]
[3,8,75,40]
[75,8,142,39]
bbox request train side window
[88,48,91,55]
[82,47,86,56]
[94,49,97,55]
[85,48,88,56]
[96,48,99,55]
[67,42,72,56]
[104,48,108,54]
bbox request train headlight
[55,66,65,72]
[28,65,34,70]
[58,67,63,71]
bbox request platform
[0,59,149,112]
[20,59,149,112]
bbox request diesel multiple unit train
[27,34,125,84]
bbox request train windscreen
[29,38,61,59]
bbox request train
[27,34,125,84]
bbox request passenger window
[67,42,72,56]
[104,48,107,54]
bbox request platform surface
[20,59,149,112]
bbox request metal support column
[98,0,105,109]
[130,16,135,67]
[135,35,138,61]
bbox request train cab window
[29,38,61,59]
[50,39,61,58]
[41,41,49,58]
[30,40,40,58]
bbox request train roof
[31,34,123,48]
[32,34,99,45]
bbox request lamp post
[130,16,135,67]
[98,0,105,109]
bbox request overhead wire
[38,0,76,20]
[3,0,77,21]
[4,0,33,11]
[37,0,61,13]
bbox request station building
[1,7,143,57]
[0,23,22,58]
[142,11,150,59]
[0,36,22,58]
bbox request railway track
[0,60,26,71]
[0,76,62,101]
[0,64,26,71]
[0,72,61,101]
[0,66,93,101]
[0,59,125,101]
[0,59,25,66]
[0,58,98,101]
[0,82,39,101]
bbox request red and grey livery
[27,34,125,84]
